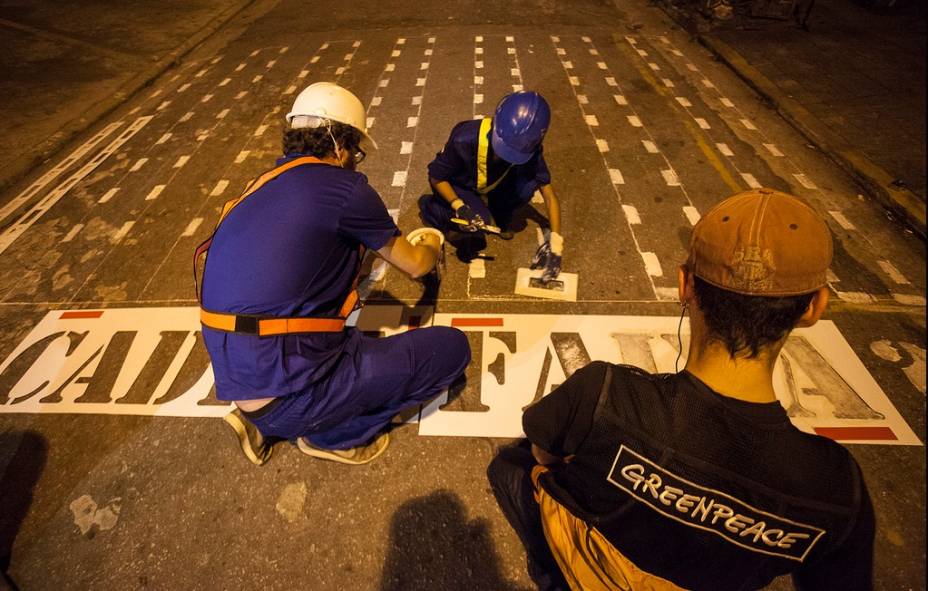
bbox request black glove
[454,204,484,233]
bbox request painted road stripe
[407,116,418,127]
[878,261,910,285]
[763,143,784,157]
[195,68,208,78]
[641,252,663,277]
[61,223,84,243]
[642,140,658,153]
[111,221,135,243]
[235,63,246,71]
[577,94,588,104]
[695,118,710,129]
[596,139,609,153]
[716,143,734,157]
[284,85,297,95]
[251,75,262,84]
[219,78,231,87]
[701,79,715,88]
[371,96,382,106]
[177,83,191,93]
[210,180,229,196]
[157,100,171,111]
[469,258,486,279]
[0,121,122,224]
[201,94,214,103]
[605,76,617,86]
[266,59,277,68]
[173,155,190,169]
[0,116,151,255]
[614,95,627,105]
[661,169,680,186]
[662,78,674,88]
[250,49,260,57]
[683,206,701,225]
[720,97,734,107]
[836,291,874,303]
[130,158,148,172]
[401,141,413,155]
[569,76,580,86]
[829,210,856,230]
[298,69,309,78]
[149,89,162,99]
[609,169,625,185]
[182,218,204,237]
[156,133,172,145]
[366,117,375,129]
[793,173,818,190]
[648,62,660,71]
[98,188,120,204]
[627,115,642,127]
[741,173,761,189]
[235,91,248,100]
[740,118,757,130]
[563,61,573,69]
[254,124,268,137]
[145,185,165,201]
[622,204,641,224]
[392,171,407,187]
[686,63,698,71]
[234,151,249,164]
[179,111,194,122]
[585,115,599,126]
[892,293,926,306]
[675,97,691,107]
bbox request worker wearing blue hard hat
[419,91,564,282]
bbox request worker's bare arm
[377,235,440,278]
[539,184,561,235]
[429,177,463,209]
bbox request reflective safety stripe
[194,155,364,336]
[476,118,511,195]
[531,466,685,591]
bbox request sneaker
[223,408,273,466]
[296,432,390,465]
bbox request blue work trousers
[249,326,470,449]
[419,181,538,234]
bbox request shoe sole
[296,435,389,465]
[223,412,272,466]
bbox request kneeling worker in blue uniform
[419,91,564,282]
[198,82,471,465]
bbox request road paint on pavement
[716,143,734,156]
[675,96,691,107]
[892,294,927,306]
[741,173,761,188]
[145,185,165,201]
[662,78,675,88]
[585,114,599,126]
[0,121,122,225]
[627,115,642,127]
[98,188,120,204]
[251,75,262,84]
[740,118,757,130]
[605,76,617,86]
[219,78,231,87]
[661,169,680,186]
[641,252,663,277]
[216,109,230,120]
[878,261,910,285]
[609,169,625,185]
[61,224,84,243]
[392,171,407,187]
[210,180,229,196]
[149,89,162,99]
[401,141,413,155]
[829,210,856,230]
[614,94,627,105]
[156,133,172,145]
[284,84,296,95]
[695,117,710,129]
[0,116,151,255]
[683,206,701,225]
[596,139,609,152]
[701,79,715,88]
[793,173,818,190]
[719,97,734,107]
[177,83,191,93]
[173,155,190,169]
[129,158,148,172]
[111,221,135,243]
[253,124,268,137]
[407,116,418,127]
[181,218,204,237]
[201,93,214,102]
[468,258,486,279]
[622,204,641,224]
[179,111,194,122]
[836,290,874,304]
[157,100,171,111]
[763,143,784,157]
[642,140,659,153]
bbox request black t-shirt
[524,361,875,591]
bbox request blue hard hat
[490,91,551,165]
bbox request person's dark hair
[282,120,362,158]
[693,276,814,358]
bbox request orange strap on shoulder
[193,156,366,336]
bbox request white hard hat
[286,82,377,149]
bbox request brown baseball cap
[686,188,833,296]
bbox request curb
[0,0,256,197]
[696,34,926,239]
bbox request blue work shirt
[202,156,400,401]
[427,119,552,193]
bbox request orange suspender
[193,156,364,336]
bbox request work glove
[454,203,484,233]
[531,231,563,282]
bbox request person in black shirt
[488,188,875,590]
